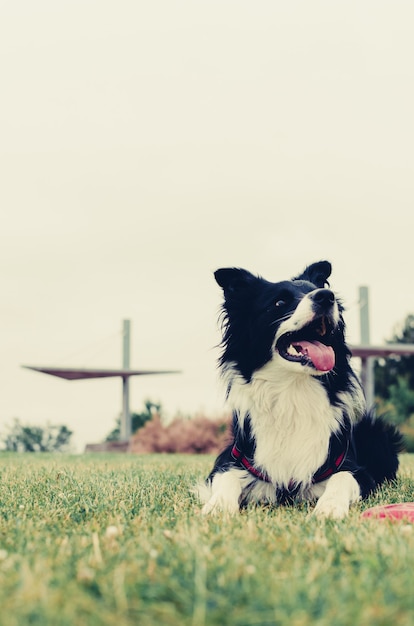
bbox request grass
[1,453,414,626]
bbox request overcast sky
[1,1,414,451]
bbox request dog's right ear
[214,268,258,293]
[294,260,332,288]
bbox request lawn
[1,452,414,626]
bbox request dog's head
[215,261,346,382]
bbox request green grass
[1,453,414,626]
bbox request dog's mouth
[276,316,336,372]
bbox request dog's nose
[313,289,335,306]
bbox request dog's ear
[294,261,332,288]
[214,268,258,293]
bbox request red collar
[231,444,271,483]
[231,439,348,487]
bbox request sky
[1,1,414,452]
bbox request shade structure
[22,365,181,380]
[22,364,181,442]
[349,344,414,359]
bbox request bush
[128,413,232,454]
[1,418,73,452]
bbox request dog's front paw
[312,471,360,520]
[313,496,350,520]
[201,494,240,516]
[199,469,244,516]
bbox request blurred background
[1,1,414,451]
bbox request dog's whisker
[270,314,291,326]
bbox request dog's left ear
[294,260,332,288]
[214,267,258,293]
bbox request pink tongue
[295,340,335,372]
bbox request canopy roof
[349,344,414,359]
[22,365,181,381]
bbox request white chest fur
[225,360,344,488]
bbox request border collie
[199,261,402,519]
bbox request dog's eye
[274,290,293,309]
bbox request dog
[199,260,403,519]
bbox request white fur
[202,354,362,517]
[225,358,344,489]
[198,469,278,515]
[313,471,361,519]
[199,469,249,515]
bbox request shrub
[128,413,232,454]
[1,418,73,452]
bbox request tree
[374,314,414,423]
[1,419,73,452]
[105,399,162,442]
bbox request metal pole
[121,319,131,441]
[359,286,374,407]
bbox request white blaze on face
[274,290,340,373]
[276,293,316,340]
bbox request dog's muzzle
[275,289,338,373]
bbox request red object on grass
[361,503,414,522]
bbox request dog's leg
[313,472,361,519]
[201,469,245,515]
